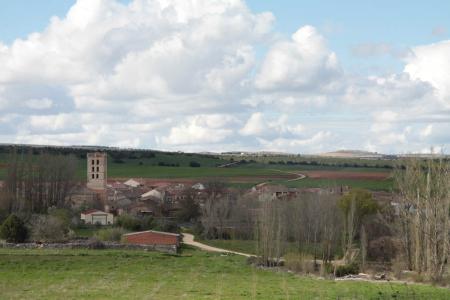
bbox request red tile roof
[123,230,180,246]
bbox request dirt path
[182,233,255,258]
[269,169,307,182]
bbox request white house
[123,178,143,188]
[81,209,114,225]
[192,183,205,190]
[141,189,163,201]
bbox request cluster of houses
[73,178,207,225]
[68,152,207,226]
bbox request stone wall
[0,241,178,255]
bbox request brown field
[304,170,391,180]
[111,174,297,186]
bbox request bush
[284,252,315,274]
[95,227,128,242]
[335,263,359,277]
[368,236,399,262]
[48,208,72,228]
[31,215,68,242]
[155,219,180,233]
[87,238,105,249]
[189,161,201,168]
[116,214,142,231]
[0,214,28,243]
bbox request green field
[0,248,448,299]
[280,178,394,191]
[0,149,396,191]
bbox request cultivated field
[0,148,396,191]
[1,248,449,299]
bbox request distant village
[73,152,394,226]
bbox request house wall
[83,213,114,225]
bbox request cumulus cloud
[404,40,450,104]
[255,25,340,91]
[0,0,449,153]
[160,114,237,146]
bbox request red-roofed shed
[123,230,181,249]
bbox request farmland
[0,146,396,191]
[1,247,449,299]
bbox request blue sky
[0,0,449,153]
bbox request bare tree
[255,194,287,266]
[2,149,77,215]
[394,158,450,282]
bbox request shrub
[31,215,68,242]
[95,227,128,242]
[189,161,201,168]
[88,238,105,249]
[48,208,72,228]
[368,236,399,262]
[335,263,359,277]
[116,214,141,231]
[155,219,180,233]
[284,252,315,274]
[0,214,28,243]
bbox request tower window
[91,160,95,165]
[96,174,99,179]
[97,160,100,165]
[97,167,99,172]
[92,174,95,179]
[92,167,94,172]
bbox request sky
[0,0,449,154]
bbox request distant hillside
[317,150,387,159]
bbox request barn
[123,230,181,253]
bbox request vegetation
[94,227,129,242]
[115,214,154,231]
[0,146,396,192]
[392,159,450,282]
[0,214,28,243]
[335,263,360,277]
[30,215,69,243]
[0,248,449,299]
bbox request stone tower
[87,152,107,190]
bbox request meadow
[0,247,449,299]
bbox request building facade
[80,209,114,225]
[87,152,107,190]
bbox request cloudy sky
[1,0,450,154]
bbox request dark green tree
[0,214,28,243]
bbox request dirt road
[182,233,255,257]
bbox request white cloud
[25,98,53,110]
[255,25,340,91]
[0,0,449,154]
[404,40,450,104]
[160,114,237,146]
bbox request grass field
[0,150,396,191]
[198,239,345,258]
[0,247,448,299]
[280,178,394,191]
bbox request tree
[255,195,288,266]
[189,161,201,168]
[339,189,378,263]
[0,214,28,243]
[393,158,450,282]
[30,215,68,242]
[176,189,201,222]
[2,149,77,215]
